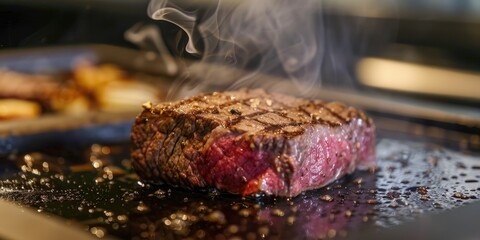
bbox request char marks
[153,89,363,138]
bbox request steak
[131,89,375,197]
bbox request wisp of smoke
[146,0,389,99]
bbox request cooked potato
[0,99,41,120]
[73,62,126,92]
[95,81,160,111]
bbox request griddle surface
[0,130,479,239]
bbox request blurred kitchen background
[0,0,479,114]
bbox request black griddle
[0,46,479,239]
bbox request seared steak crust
[131,89,375,197]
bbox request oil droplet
[101,146,111,155]
[205,211,226,224]
[164,219,172,226]
[320,194,334,202]
[42,162,49,172]
[271,209,285,217]
[104,211,114,217]
[344,210,353,218]
[153,189,166,199]
[91,160,103,169]
[136,201,150,212]
[228,225,239,234]
[238,209,250,217]
[90,227,106,238]
[258,226,269,237]
[117,215,128,223]
[112,223,119,230]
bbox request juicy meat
[131,89,375,197]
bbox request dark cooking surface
[0,118,479,239]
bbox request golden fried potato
[0,99,41,120]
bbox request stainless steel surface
[357,57,480,102]
[0,44,174,76]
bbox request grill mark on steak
[165,90,354,139]
[225,111,269,128]
[227,100,345,137]
[298,106,336,126]
[260,123,304,134]
[297,106,312,116]
[167,131,183,169]
[157,117,182,161]
[147,132,164,179]
[232,114,307,138]
[305,101,348,125]
[146,116,183,184]
[163,90,349,137]
[180,92,351,138]
[313,101,348,123]
[167,130,182,162]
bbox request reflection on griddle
[0,139,479,239]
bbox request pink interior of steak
[200,120,375,197]
[200,135,282,195]
[288,120,376,196]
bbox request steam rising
[146,0,385,98]
[125,23,179,75]
[148,1,200,55]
